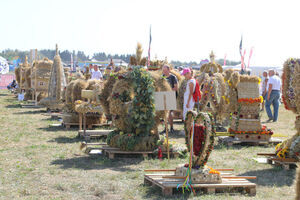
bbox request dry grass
[0,90,298,200]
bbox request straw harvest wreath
[194,72,227,120]
[184,111,215,168]
[275,58,300,160]
[106,67,171,151]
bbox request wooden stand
[144,169,256,196]
[78,129,113,141]
[256,153,298,170]
[218,135,282,146]
[100,146,179,159]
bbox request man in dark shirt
[162,65,178,133]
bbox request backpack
[193,81,201,102]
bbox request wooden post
[30,51,34,100]
[163,95,169,160]
[83,113,87,138]
[19,64,23,92]
[79,113,83,131]
[34,49,38,106]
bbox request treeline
[0,49,133,64]
[171,59,241,66]
[0,49,240,66]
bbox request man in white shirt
[265,69,281,122]
[91,65,103,80]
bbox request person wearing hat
[181,68,196,120]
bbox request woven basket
[237,82,260,99]
[235,134,271,141]
[230,117,262,131]
[239,103,260,115]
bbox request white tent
[223,64,283,77]
[0,56,9,74]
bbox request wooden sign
[81,90,94,99]
[154,91,176,111]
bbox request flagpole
[147,25,152,67]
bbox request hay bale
[224,69,234,81]
[15,67,20,85]
[177,79,187,110]
[32,58,53,79]
[109,79,133,115]
[25,68,32,88]
[86,79,101,90]
[230,72,240,88]
[149,71,172,92]
[72,79,89,103]
[66,81,76,105]
[100,75,117,115]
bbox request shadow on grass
[51,155,142,172]
[240,167,296,186]
[14,110,46,115]
[141,182,199,200]
[37,126,72,132]
[40,117,60,122]
[5,104,21,108]
[48,136,81,144]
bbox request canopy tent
[0,56,9,74]
[223,64,283,77]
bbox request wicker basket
[230,117,262,131]
[239,103,260,116]
[235,134,271,141]
[237,82,259,99]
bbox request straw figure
[275,58,300,164]
[39,45,67,110]
[62,69,105,125]
[105,43,172,151]
[200,51,223,74]
[106,67,172,151]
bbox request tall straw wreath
[184,111,215,168]
[276,58,300,160]
[107,67,158,151]
[195,72,226,120]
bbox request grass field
[0,90,298,200]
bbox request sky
[1,0,300,66]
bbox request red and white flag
[247,47,254,68]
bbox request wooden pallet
[218,136,283,146]
[256,153,298,170]
[144,171,256,196]
[102,146,179,159]
[78,129,113,140]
